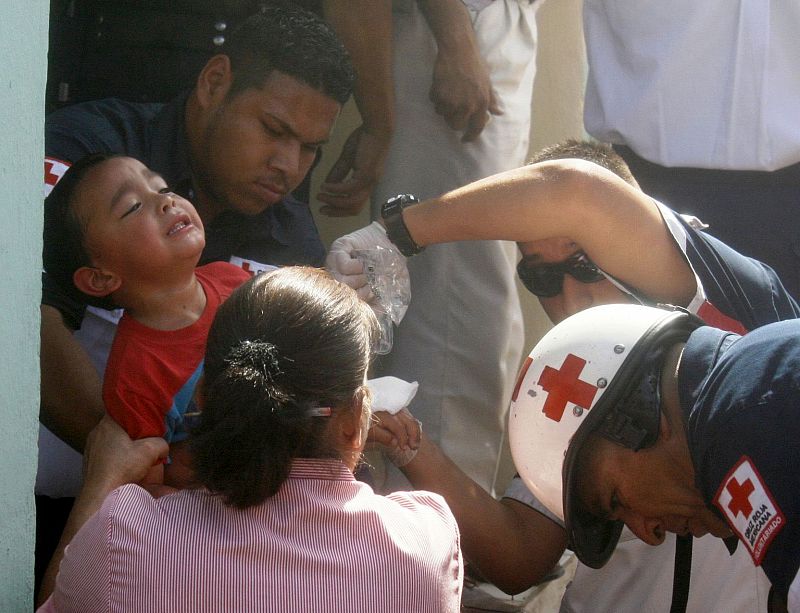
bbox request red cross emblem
[44,158,69,186]
[44,157,70,196]
[45,160,60,185]
[537,354,599,422]
[726,477,755,518]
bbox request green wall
[0,1,48,609]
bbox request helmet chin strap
[670,535,693,613]
[595,319,694,613]
[597,347,664,451]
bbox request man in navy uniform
[328,140,799,610]
[509,303,800,611]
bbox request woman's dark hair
[191,267,378,508]
[43,152,122,311]
[224,6,354,104]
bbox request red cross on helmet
[508,303,702,568]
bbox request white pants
[562,531,771,612]
[372,0,538,492]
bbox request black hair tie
[225,340,282,383]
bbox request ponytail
[191,341,327,508]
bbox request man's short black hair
[224,6,354,104]
[43,152,121,311]
[528,139,639,188]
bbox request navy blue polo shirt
[675,213,800,330]
[608,204,800,331]
[44,93,325,327]
[680,322,800,601]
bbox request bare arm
[402,160,697,306]
[402,434,568,594]
[416,0,500,141]
[40,304,105,451]
[318,0,394,216]
[37,416,168,606]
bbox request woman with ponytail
[40,267,463,613]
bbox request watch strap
[381,194,423,257]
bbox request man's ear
[195,54,233,110]
[73,266,122,298]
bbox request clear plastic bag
[353,247,411,354]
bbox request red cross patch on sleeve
[713,455,785,565]
[44,157,71,197]
[228,256,277,277]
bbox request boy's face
[74,157,205,283]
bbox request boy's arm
[402,160,696,306]
[401,433,568,594]
[104,390,167,492]
[40,305,105,451]
[104,388,167,442]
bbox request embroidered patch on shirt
[229,256,277,276]
[44,157,70,197]
[713,455,785,565]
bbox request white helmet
[508,304,701,568]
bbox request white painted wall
[0,1,47,608]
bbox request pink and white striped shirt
[41,459,462,612]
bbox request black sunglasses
[516,251,606,297]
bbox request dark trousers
[615,146,800,300]
[35,495,74,598]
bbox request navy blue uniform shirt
[675,212,800,331]
[681,321,800,601]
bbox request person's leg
[34,495,74,598]
[372,0,537,493]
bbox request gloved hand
[326,222,411,326]
[326,222,395,300]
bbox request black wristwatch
[381,194,424,257]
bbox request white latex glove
[326,222,410,310]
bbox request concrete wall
[0,1,48,608]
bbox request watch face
[383,194,416,217]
